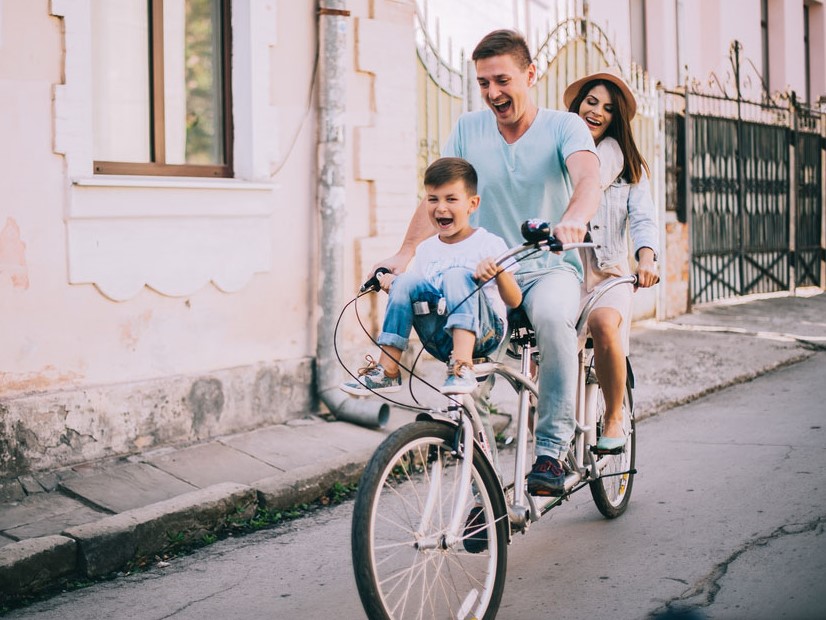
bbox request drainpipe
[316,0,389,428]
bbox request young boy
[341,157,522,396]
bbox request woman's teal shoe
[596,435,626,451]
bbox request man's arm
[370,196,433,276]
[553,150,602,244]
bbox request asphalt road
[8,353,826,620]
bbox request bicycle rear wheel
[589,377,636,518]
[352,421,508,620]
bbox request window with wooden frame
[91,0,232,177]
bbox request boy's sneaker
[340,356,402,396]
[439,360,477,395]
[526,455,566,496]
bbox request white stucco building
[1,0,823,478]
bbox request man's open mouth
[491,99,512,115]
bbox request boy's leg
[341,273,435,396]
[440,267,483,358]
[377,273,437,353]
[378,346,403,377]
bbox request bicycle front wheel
[352,421,508,620]
[589,377,636,518]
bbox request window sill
[66,178,275,301]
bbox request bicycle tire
[588,377,636,518]
[352,421,508,620]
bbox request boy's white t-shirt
[408,227,513,322]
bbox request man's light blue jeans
[377,267,505,363]
[517,268,581,461]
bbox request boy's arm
[475,258,523,308]
[494,271,522,308]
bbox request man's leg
[521,269,581,472]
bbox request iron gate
[667,42,824,305]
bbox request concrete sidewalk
[1,290,824,605]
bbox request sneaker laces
[450,359,474,377]
[357,355,379,377]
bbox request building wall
[0,0,418,477]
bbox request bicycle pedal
[591,445,626,456]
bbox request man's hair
[424,157,478,195]
[472,29,532,70]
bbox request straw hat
[562,67,637,120]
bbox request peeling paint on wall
[0,218,29,290]
[119,309,154,349]
[0,366,83,398]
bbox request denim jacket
[590,139,659,271]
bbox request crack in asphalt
[651,515,826,617]
[156,574,249,619]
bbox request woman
[563,69,659,450]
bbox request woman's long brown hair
[568,79,649,184]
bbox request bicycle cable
[333,244,547,413]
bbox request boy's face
[425,179,480,243]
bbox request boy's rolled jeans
[377,267,506,470]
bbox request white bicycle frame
[419,256,637,541]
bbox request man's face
[475,53,536,129]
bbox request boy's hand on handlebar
[552,219,588,246]
[377,271,396,292]
[475,257,501,284]
[369,252,410,278]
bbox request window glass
[91,0,230,176]
[164,0,224,165]
[91,0,151,163]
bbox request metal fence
[664,41,825,304]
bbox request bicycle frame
[418,270,638,540]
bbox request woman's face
[577,84,614,144]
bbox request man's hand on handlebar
[551,218,588,246]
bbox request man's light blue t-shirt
[442,108,596,276]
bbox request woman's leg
[588,307,626,438]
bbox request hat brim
[563,72,637,120]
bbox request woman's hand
[635,247,659,288]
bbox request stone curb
[0,454,375,605]
[63,482,257,578]
[0,535,76,598]
[255,448,374,510]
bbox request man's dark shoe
[462,506,488,553]
[527,455,566,496]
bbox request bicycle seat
[506,306,535,359]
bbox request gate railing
[415,7,466,196]
[665,41,824,304]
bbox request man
[376,29,601,496]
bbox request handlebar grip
[360,267,392,293]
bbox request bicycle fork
[414,413,475,550]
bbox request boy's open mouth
[436,217,454,227]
